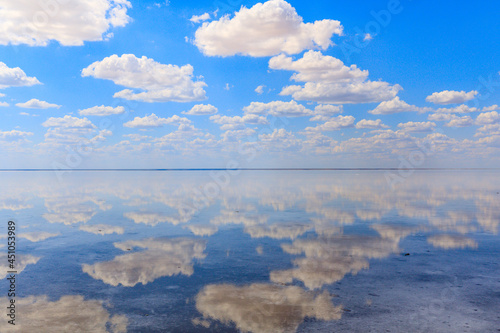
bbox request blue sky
[0,0,499,169]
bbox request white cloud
[79,224,124,235]
[123,114,191,128]
[195,283,342,332]
[305,115,355,132]
[445,115,473,128]
[427,234,477,249]
[434,104,479,113]
[255,85,265,94]
[190,12,211,23]
[428,113,473,127]
[475,111,500,125]
[15,98,60,109]
[369,97,432,115]
[182,104,218,115]
[0,62,41,88]
[314,104,343,115]
[82,237,207,287]
[79,105,125,116]
[210,114,268,130]
[426,90,478,105]
[18,232,60,242]
[82,54,207,102]
[397,121,436,133]
[270,51,368,83]
[271,51,401,104]
[243,100,312,117]
[355,119,388,129]
[0,295,128,333]
[42,115,95,128]
[0,101,9,107]
[0,0,132,46]
[0,255,40,279]
[186,225,218,236]
[194,0,342,57]
[0,130,34,142]
[482,104,499,112]
[0,93,4,97]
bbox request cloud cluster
[123,114,191,129]
[0,62,41,88]
[243,100,312,117]
[195,283,342,332]
[305,115,355,132]
[82,54,206,102]
[0,130,33,142]
[426,90,478,105]
[369,97,432,115]
[272,51,401,104]
[0,0,132,46]
[182,104,218,115]
[15,98,60,109]
[82,237,207,286]
[0,295,127,332]
[210,114,268,130]
[194,0,342,57]
[79,105,125,116]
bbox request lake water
[0,170,498,332]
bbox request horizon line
[1,168,500,172]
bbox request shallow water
[0,170,498,332]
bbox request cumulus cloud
[270,235,399,289]
[40,115,108,147]
[18,232,60,242]
[369,97,432,115]
[270,51,368,83]
[0,254,40,279]
[273,52,401,104]
[243,100,312,117]
[445,115,473,127]
[426,90,478,105]
[210,114,268,130]
[397,121,436,133]
[0,295,127,332]
[182,104,218,115]
[82,54,206,102]
[15,98,60,109]
[0,101,8,107]
[79,224,124,235]
[79,105,125,116]
[82,237,206,287]
[305,115,355,132]
[427,234,477,249]
[190,12,211,23]
[475,111,500,125]
[186,225,218,237]
[0,62,41,88]
[195,283,342,333]
[123,114,191,128]
[124,211,191,226]
[42,115,95,128]
[194,0,342,57]
[244,223,311,240]
[434,104,479,113]
[0,0,132,46]
[355,119,388,129]
[255,85,265,94]
[0,130,33,142]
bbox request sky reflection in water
[0,170,498,332]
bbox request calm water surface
[0,170,498,332]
